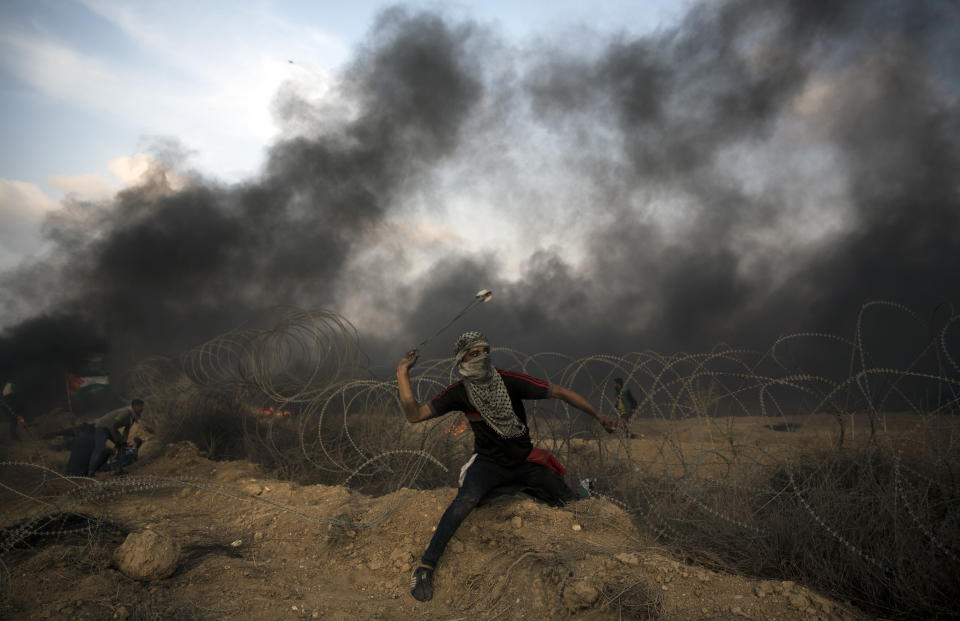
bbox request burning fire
[254,406,291,417]
[445,420,468,436]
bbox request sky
[0,0,688,268]
[1,0,958,386]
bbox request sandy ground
[0,411,921,620]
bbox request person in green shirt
[87,399,145,475]
[612,378,637,435]
[2,380,21,441]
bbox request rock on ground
[113,529,180,581]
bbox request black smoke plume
[0,315,108,416]
[2,8,486,377]
[1,1,957,385]
[387,0,960,364]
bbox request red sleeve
[498,370,551,400]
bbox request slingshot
[416,289,493,349]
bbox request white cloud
[0,28,124,107]
[108,153,192,194]
[107,155,153,186]
[0,2,344,182]
[46,173,115,200]
[0,179,58,270]
[77,0,343,153]
[108,154,165,186]
[38,153,191,205]
[0,150,199,270]
[0,28,180,128]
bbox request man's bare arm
[397,348,436,423]
[550,384,617,433]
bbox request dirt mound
[0,440,863,620]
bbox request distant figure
[107,436,143,474]
[88,399,145,476]
[64,423,97,476]
[612,377,638,434]
[2,380,20,441]
[397,331,617,602]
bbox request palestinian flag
[67,373,109,394]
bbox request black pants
[88,427,112,475]
[421,455,575,567]
[3,398,19,440]
[65,433,95,476]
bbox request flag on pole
[66,373,109,394]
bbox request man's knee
[451,488,484,513]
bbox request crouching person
[108,436,143,474]
[88,399,145,476]
[397,331,616,602]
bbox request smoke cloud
[1,1,957,389]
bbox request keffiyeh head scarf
[454,331,526,438]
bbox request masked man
[397,331,616,602]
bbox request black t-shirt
[428,369,551,467]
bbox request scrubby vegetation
[5,303,957,618]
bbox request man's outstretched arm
[550,385,617,433]
[397,348,436,423]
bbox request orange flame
[254,406,291,417]
[445,420,468,436]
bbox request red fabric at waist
[526,447,566,476]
